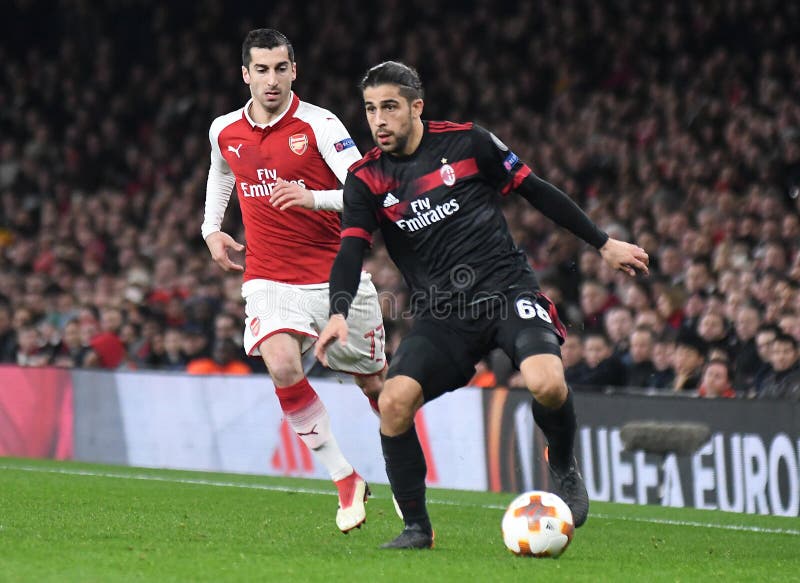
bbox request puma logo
[227,143,243,158]
[297,425,319,437]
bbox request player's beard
[374,116,413,154]
[388,132,409,154]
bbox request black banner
[484,389,800,517]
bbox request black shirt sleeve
[470,124,526,190]
[329,172,378,318]
[516,173,609,249]
[341,171,380,235]
[471,124,608,250]
[329,237,369,318]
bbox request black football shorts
[387,290,566,401]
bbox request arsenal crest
[440,163,456,187]
[289,133,308,155]
[249,317,261,336]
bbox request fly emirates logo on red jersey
[396,197,460,232]
[241,168,306,198]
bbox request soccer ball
[501,490,574,558]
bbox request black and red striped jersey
[342,121,540,315]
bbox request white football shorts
[241,272,385,376]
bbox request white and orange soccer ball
[501,490,575,558]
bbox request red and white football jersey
[204,93,362,284]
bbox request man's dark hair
[360,61,424,102]
[242,28,294,68]
[773,332,798,350]
[756,323,780,337]
[676,329,707,357]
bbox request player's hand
[270,178,314,211]
[314,314,349,368]
[205,231,245,272]
[599,238,649,277]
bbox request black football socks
[380,424,432,533]
[530,387,577,472]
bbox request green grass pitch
[0,458,797,582]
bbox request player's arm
[516,173,648,276]
[315,174,377,366]
[202,122,244,271]
[271,113,362,212]
[471,125,648,276]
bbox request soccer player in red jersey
[202,29,385,533]
[317,62,649,548]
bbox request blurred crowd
[0,0,798,398]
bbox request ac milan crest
[440,163,456,186]
[289,133,308,155]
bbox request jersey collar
[242,92,300,129]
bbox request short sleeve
[470,124,532,195]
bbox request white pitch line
[0,464,334,495]
[587,513,800,536]
[2,464,798,536]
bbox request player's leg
[377,374,433,548]
[518,353,574,468]
[497,291,589,527]
[317,273,387,415]
[378,321,477,549]
[242,279,366,533]
[519,353,588,527]
[315,276,386,529]
[258,333,368,533]
[353,367,386,416]
[259,332,350,471]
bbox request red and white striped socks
[275,377,353,481]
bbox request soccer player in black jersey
[315,61,649,549]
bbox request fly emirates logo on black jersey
[395,197,460,232]
[241,168,306,198]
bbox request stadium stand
[0,0,798,397]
